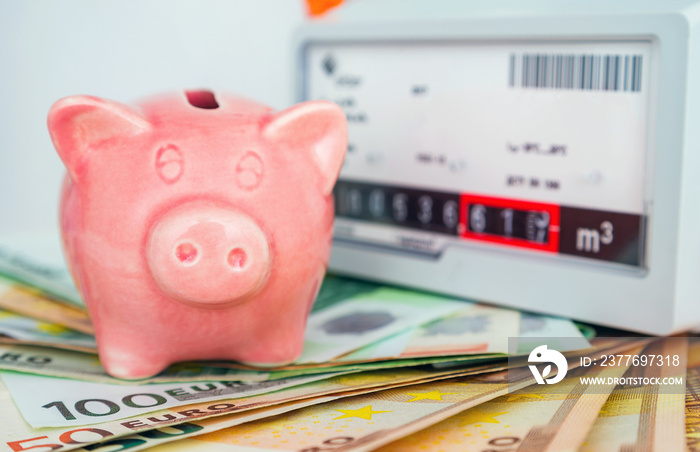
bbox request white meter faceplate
[304,40,651,267]
[297,0,700,334]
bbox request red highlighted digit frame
[460,194,561,253]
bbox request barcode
[509,53,643,92]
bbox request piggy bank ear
[262,100,347,195]
[48,95,150,182]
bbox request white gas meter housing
[295,0,700,334]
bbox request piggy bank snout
[147,205,271,307]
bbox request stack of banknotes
[0,241,698,452]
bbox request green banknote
[0,235,83,307]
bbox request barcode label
[509,53,643,92]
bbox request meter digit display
[462,195,559,252]
[334,180,461,235]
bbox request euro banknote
[579,338,687,452]
[0,343,290,383]
[337,308,591,366]
[376,345,644,452]
[686,340,700,451]
[0,308,96,352]
[0,369,353,428]
[337,303,519,362]
[297,287,468,363]
[0,234,82,307]
[1,388,330,452]
[0,279,93,334]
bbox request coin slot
[185,90,219,109]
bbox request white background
[0,0,307,237]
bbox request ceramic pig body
[48,90,347,379]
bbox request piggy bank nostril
[175,242,199,265]
[227,248,247,269]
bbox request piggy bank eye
[235,151,263,190]
[156,145,184,184]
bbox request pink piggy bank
[48,90,347,379]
